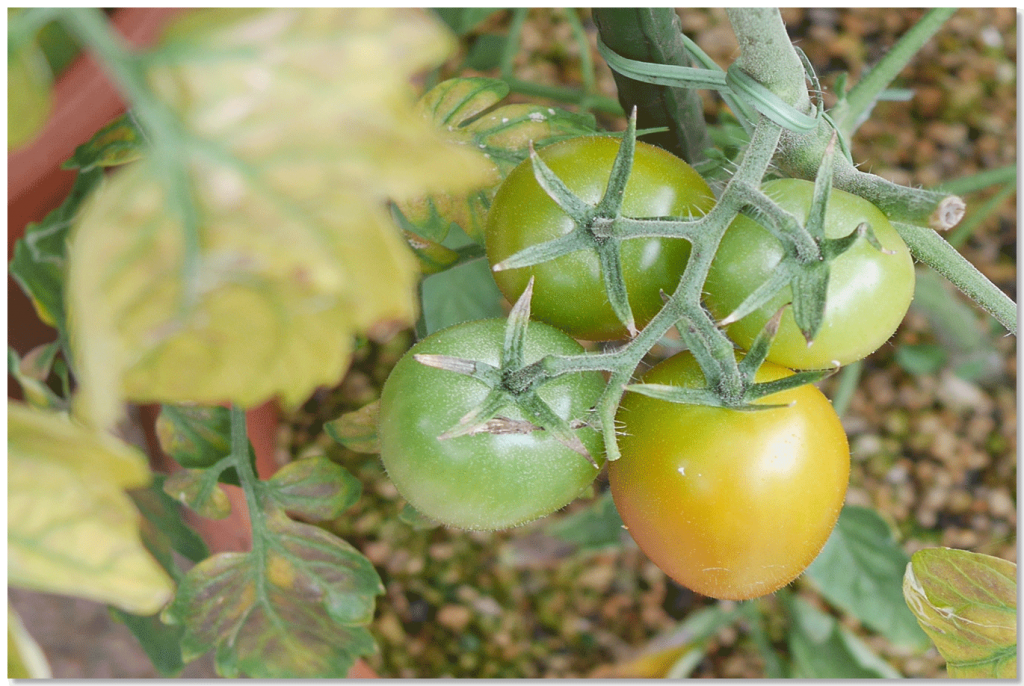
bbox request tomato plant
[608,351,850,600]
[703,179,916,370]
[378,318,605,530]
[485,135,716,341]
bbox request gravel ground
[11,8,1015,679]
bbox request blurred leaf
[8,605,52,678]
[904,548,1016,678]
[36,18,80,76]
[67,9,493,430]
[591,604,740,678]
[162,508,384,678]
[465,33,509,71]
[155,404,256,485]
[895,343,947,376]
[545,491,624,551]
[392,205,463,274]
[421,251,505,335]
[110,608,185,677]
[264,456,362,522]
[806,505,930,649]
[163,469,232,520]
[131,474,209,568]
[9,167,102,333]
[910,268,1003,383]
[8,403,174,614]
[743,602,787,678]
[8,31,52,151]
[8,344,64,410]
[399,503,440,530]
[62,113,145,171]
[397,76,596,244]
[324,400,380,454]
[432,8,505,35]
[787,596,901,678]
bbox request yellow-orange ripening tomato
[608,352,849,600]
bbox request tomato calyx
[716,135,894,345]
[629,307,835,411]
[414,278,600,466]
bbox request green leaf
[544,491,624,551]
[787,596,901,678]
[324,400,380,454]
[109,608,186,677]
[131,474,209,568]
[904,548,1016,678]
[67,9,494,430]
[465,32,509,71]
[8,605,52,678]
[806,505,930,649]
[421,246,504,335]
[155,404,256,485]
[62,113,145,171]
[7,403,174,614]
[161,508,384,678]
[9,167,103,333]
[264,456,362,522]
[163,469,231,520]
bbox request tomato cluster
[379,136,915,600]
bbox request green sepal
[595,239,636,337]
[743,369,833,403]
[623,382,729,408]
[790,259,831,345]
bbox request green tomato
[486,135,716,341]
[704,179,915,369]
[608,352,850,600]
[378,318,605,530]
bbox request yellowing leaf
[324,400,380,454]
[163,469,232,520]
[67,9,493,428]
[8,32,52,151]
[904,548,1017,678]
[7,403,175,614]
[162,508,384,678]
[396,77,597,243]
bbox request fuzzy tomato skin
[704,179,915,370]
[378,319,605,531]
[486,136,716,341]
[608,352,849,600]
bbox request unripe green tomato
[609,351,850,600]
[486,136,716,341]
[704,179,915,370]
[378,318,605,530]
